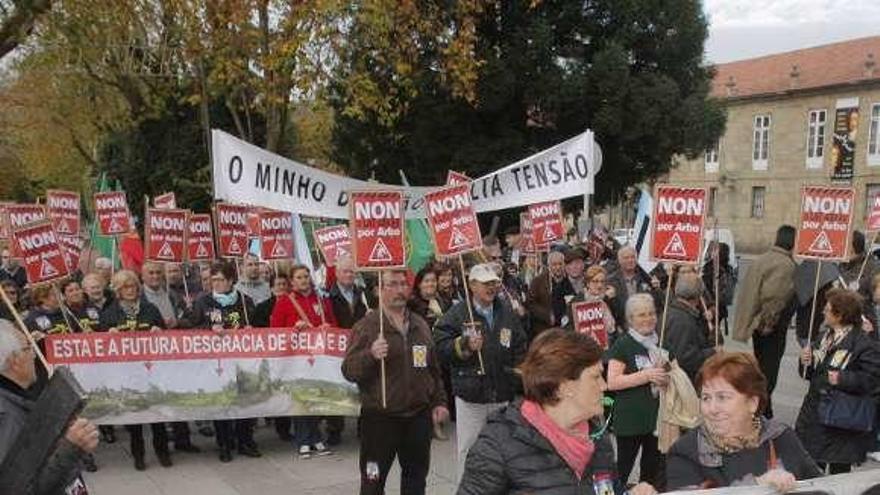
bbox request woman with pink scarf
[457,328,657,495]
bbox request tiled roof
[711,36,880,99]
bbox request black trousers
[127,423,169,459]
[753,328,787,418]
[359,411,432,495]
[616,434,665,490]
[214,419,256,451]
[171,422,192,447]
[817,462,851,474]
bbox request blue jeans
[293,416,322,448]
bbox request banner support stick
[53,284,79,335]
[235,259,251,327]
[458,255,485,374]
[378,272,387,408]
[659,263,675,347]
[181,263,191,305]
[110,236,117,277]
[804,260,823,379]
[855,231,879,285]
[0,283,52,375]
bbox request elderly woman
[668,352,821,490]
[61,280,100,333]
[97,270,171,471]
[606,293,668,489]
[458,328,656,495]
[796,288,880,474]
[188,261,260,463]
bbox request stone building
[667,36,880,253]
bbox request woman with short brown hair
[458,328,656,495]
[667,352,821,491]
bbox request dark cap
[564,247,587,264]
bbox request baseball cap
[468,264,501,283]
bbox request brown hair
[825,288,864,327]
[30,284,54,306]
[696,352,768,414]
[585,265,606,282]
[518,328,603,406]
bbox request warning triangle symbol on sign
[368,238,393,263]
[195,242,209,259]
[39,259,59,279]
[157,241,175,259]
[448,227,470,250]
[227,237,242,255]
[336,245,349,258]
[108,218,123,233]
[57,219,70,233]
[662,232,688,258]
[270,241,288,258]
[808,231,834,254]
[542,226,557,242]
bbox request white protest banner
[45,327,359,424]
[213,129,601,219]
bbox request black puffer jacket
[457,401,624,495]
[434,297,527,404]
[795,326,880,465]
[662,299,716,383]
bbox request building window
[806,109,826,168]
[869,103,880,166]
[866,184,880,218]
[751,187,765,218]
[705,140,719,173]
[752,115,771,170]
[708,187,717,217]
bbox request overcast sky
[704,0,880,63]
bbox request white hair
[94,257,112,270]
[625,293,655,325]
[0,319,23,373]
[548,251,565,263]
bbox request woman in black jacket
[408,266,444,328]
[458,328,656,495]
[796,288,880,474]
[97,270,171,471]
[186,261,260,463]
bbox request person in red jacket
[270,264,338,459]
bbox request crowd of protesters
[2,222,880,495]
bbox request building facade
[668,36,880,253]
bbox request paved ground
[83,256,880,494]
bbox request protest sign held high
[187,213,215,262]
[424,184,482,256]
[529,200,565,248]
[145,208,187,263]
[446,170,472,186]
[214,203,249,258]
[45,190,81,236]
[651,186,707,263]
[349,191,406,270]
[313,224,352,267]
[58,234,84,272]
[13,220,70,286]
[6,203,46,229]
[867,193,880,231]
[153,192,177,209]
[571,300,609,349]
[258,209,294,261]
[795,185,855,260]
[94,191,131,235]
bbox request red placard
[145,208,187,262]
[58,235,84,272]
[529,200,565,248]
[6,203,46,229]
[12,220,69,286]
[259,209,294,261]
[519,212,536,254]
[314,225,352,267]
[571,300,609,349]
[46,190,81,235]
[651,186,707,263]
[446,170,472,185]
[867,193,880,231]
[154,192,177,210]
[424,184,483,256]
[94,191,131,235]
[187,213,215,261]
[214,203,249,258]
[246,208,261,239]
[349,191,406,270]
[795,186,855,260]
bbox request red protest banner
[58,235,84,272]
[153,192,177,210]
[94,191,131,235]
[246,208,261,239]
[867,193,880,231]
[571,300,609,349]
[651,186,707,263]
[145,208,187,262]
[214,203,249,258]
[446,170,472,185]
[424,184,482,256]
[519,212,536,254]
[6,203,46,229]
[46,190,81,236]
[259,209,294,261]
[12,220,69,286]
[187,213,215,261]
[529,200,565,248]
[313,225,352,267]
[350,191,406,270]
[795,185,855,260]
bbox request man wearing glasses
[434,263,528,484]
[0,320,99,493]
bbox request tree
[0,0,52,60]
[331,0,726,205]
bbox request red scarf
[521,400,595,479]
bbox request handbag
[817,388,876,432]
